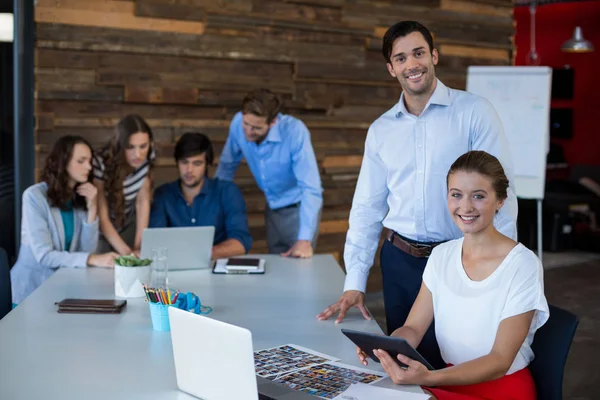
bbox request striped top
[92,153,154,218]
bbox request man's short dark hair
[174,132,214,165]
[382,21,435,64]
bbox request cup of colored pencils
[144,285,179,332]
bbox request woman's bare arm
[94,179,131,255]
[133,177,152,253]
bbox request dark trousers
[380,239,446,370]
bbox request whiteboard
[466,66,552,200]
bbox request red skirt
[423,366,536,400]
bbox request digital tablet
[213,258,265,274]
[341,328,435,370]
[226,258,261,268]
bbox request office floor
[365,251,600,400]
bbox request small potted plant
[114,255,152,298]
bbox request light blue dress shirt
[215,112,323,241]
[344,79,518,293]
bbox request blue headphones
[175,292,212,315]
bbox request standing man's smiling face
[386,31,439,97]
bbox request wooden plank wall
[34,0,514,292]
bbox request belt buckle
[412,243,430,249]
[410,243,431,258]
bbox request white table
[0,255,423,399]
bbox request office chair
[529,304,579,400]
[0,247,11,319]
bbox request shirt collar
[175,176,213,201]
[264,114,282,143]
[428,79,451,106]
[395,78,451,118]
[199,177,213,195]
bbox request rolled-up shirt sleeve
[290,121,323,241]
[343,127,390,293]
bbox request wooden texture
[35,0,206,34]
[34,0,514,292]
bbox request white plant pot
[114,265,150,298]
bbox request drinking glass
[151,247,169,288]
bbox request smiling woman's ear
[496,198,505,213]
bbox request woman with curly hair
[10,136,118,304]
[93,114,155,256]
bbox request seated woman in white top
[10,136,118,304]
[357,151,549,400]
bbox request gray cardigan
[10,182,99,304]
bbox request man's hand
[317,290,371,324]
[374,349,432,386]
[281,240,313,258]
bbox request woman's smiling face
[447,171,504,235]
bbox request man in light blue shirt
[318,21,517,369]
[215,88,323,258]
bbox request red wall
[514,2,600,166]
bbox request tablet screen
[341,328,435,371]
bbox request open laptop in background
[168,307,315,400]
[140,227,214,270]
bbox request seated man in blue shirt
[215,88,323,258]
[149,133,252,259]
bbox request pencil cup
[149,302,173,332]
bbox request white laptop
[168,307,315,400]
[140,226,214,270]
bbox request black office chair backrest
[0,247,11,320]
[529,304,579,400]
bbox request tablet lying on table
[341,328,436,370]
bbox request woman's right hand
[356,346,369,366]
[88,252,118,267]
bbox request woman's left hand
[374,349,432,386]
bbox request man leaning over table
[215,88,323,259]
[149,132,252,259]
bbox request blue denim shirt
[149,177,252,253]
[215,112,323,241]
